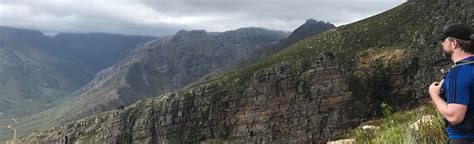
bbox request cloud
[0,0,405,36]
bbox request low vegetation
[349,103,446,143]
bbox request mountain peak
[234,27,265,31]
[304,19,332,25]
[279,19,335,46]
[305,18,319,23]
[172,30,208,42]
[175,30,207,36]
[0,26,50,43]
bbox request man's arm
[429,79,468,125]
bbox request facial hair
[443,48,453,59]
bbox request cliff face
[10,48,422,143]
[10,0,474,143]
[13,54,364,143]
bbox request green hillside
[190,0,446,105]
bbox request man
[429,24,474,144]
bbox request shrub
[381,102,394,118]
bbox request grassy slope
[188,1,426,95]
[347,103,446,143]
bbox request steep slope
[11,0,474,143]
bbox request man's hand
[429,79,444,97]
[428,79,468,125]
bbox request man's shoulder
[456,64,474,75]
[450,64,474,83]
[466,64,474,74]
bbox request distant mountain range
[46,27,290,122]
[0,26,155,120]
[0,19,335,142]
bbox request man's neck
[451,52,474,63]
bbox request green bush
[381,102,394,118]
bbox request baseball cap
[435,24,474,41]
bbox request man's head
[436,24,474,58]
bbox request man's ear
[452,39,461,49]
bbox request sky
[0,0,406,36]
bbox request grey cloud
[0,0,405,36]
[141,0,406,31]
[142,0,403,19]
[0,0,184,36]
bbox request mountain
[12,0,472,142]
[236,19,335,67]
[280,19,335,47]
[11,0,471,142]
[0,26,154,141]
[0,27,155,119]
[54,33,156,71]
[0,26,89,118]
[62,28,289,120]
[2,27,292,142]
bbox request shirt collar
[455,56,474,64]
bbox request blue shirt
[443,56,474,139]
